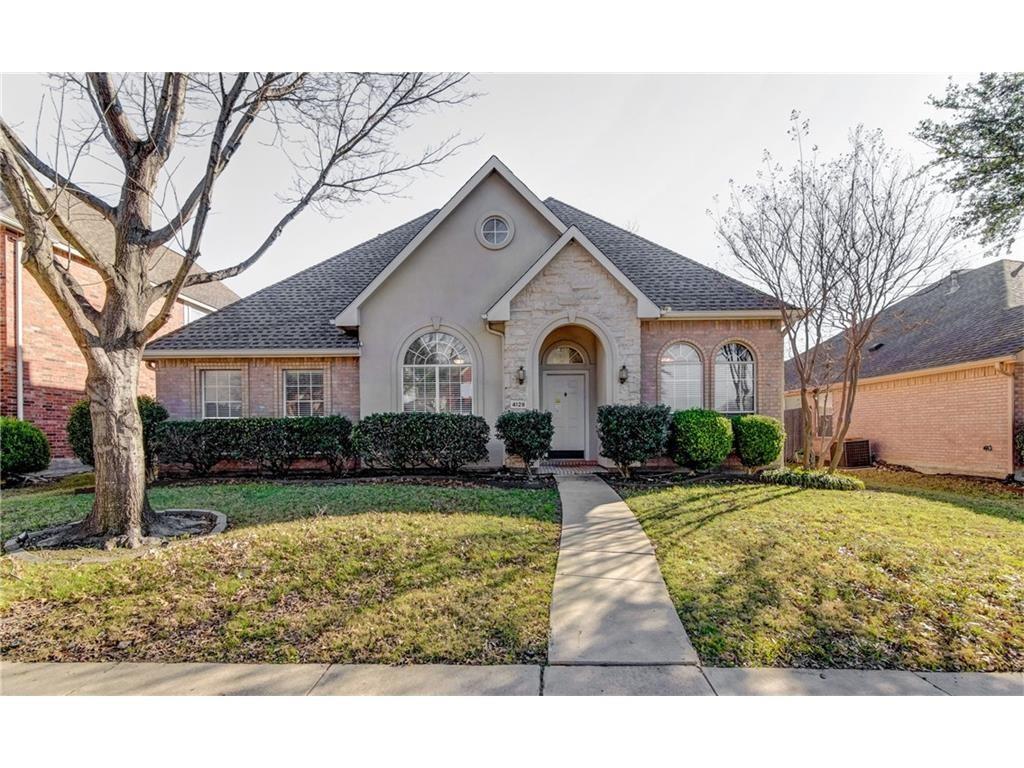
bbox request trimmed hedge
[154,415,355,475]
[353,412,489,472]
[597,404,671,478]
[760,466,865,491]
[0,417,51,477]
[495,410,554,477]
[669,408,733,471]
[733,414,785,469]
[1015,423,1024,467]
[67,396,169,470]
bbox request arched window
[402,332,473,414]
[714,342,755,414]
[659,342,703,411]
[545,343,586,365]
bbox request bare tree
[715,114,844,468]
[821,128,958,470]
[0,72,472,547]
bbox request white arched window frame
[402,332,473,414]
[544,343,587,365]
[659,343,703,411]
[714,342,756,414]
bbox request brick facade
[155,356,360,422]
[640,318,785,420]
[806,362,1017,478]
[1,226,186,457]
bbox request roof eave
[143,347,361,360]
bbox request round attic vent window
[478,213,513,249]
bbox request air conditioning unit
[839,439,871,468]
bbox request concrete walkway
[548,475,698,665]
[3,662,1020,696]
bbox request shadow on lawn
[628,484,801,539]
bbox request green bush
[733,414,785,469]
[760,466,865,490]
[495,410,554,477]
[596,404,671,478]
[0,417,51,477]
[1015,423,1024,467]
[152,420,226,475]
[669,408,733,471]
[154,415,355,475]
[354,412,489,472]
[66,396,169,471]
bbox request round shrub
[66,395,169,470]
[496,410,554,477]
[669,408,733,471]
[597,404,671,478]
[733,414,785,469]
[0,417,51,477]
[760,466,864,491]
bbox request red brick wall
[1,226,185,457]
[640,318,785,420]
[155,356,360,422]
[819,363,1015,478]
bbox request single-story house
[144,156,786,467]
[1,193,238,457]
[785,259,1024,478]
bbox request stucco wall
[640,318,785,420]
[155,356,360,422]
[355,171,562,464]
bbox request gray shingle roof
[544,198,778,312]
[785,259,1024,390]
[148,209,437,351]
[149,198,779,353]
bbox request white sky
[0,72,998,299]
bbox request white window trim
[200,369,243,420]
[476,211,514,250]
[401,331,475,415]
[714,343,757,415]
[659,342,704,412]
[282,368,326,418]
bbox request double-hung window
[284,370,325,417]
[402,332,473,414]
[714,343,756,414]
[201,370,242,419]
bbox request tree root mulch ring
[3,509,227,560]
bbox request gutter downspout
[14,238,24,420]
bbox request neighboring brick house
[785,259,1024,478]
[145,156,786,468]
[1,194,238,458]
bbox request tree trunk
[800,387,815,469]
[78,348,155,547]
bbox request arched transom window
[545,344,586,365]
[714,342,755,414]
[402,332,473,414]
[659,342,703,411]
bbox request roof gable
[332,156,566,327]
[486,226,661,321]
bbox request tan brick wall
[1,227,185,457]
[1015,351,1024,429]
[821,363,1015,478]
[155,356,360,422]
[504,241,641,407]
[640,318,785,421]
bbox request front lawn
[0,482,560,664]
[620,471,1023,671]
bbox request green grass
[0,482,560,664]
[620,471,1024,671]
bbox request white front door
[544,372,586,457]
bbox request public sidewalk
[2,661,1020,695]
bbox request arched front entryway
[531,319,615,461]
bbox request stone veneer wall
[640,318,785,420]
[503,241,640,408]
[155,356,360,422]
